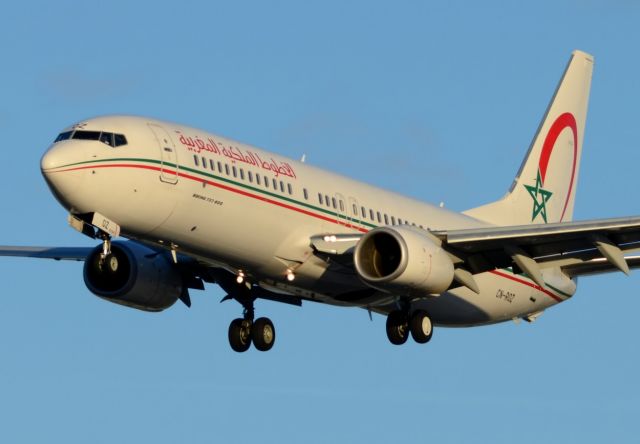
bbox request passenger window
[225,164,230,175]
[99,132,114,146]
[331,197,337,209]
[193,155,199,166]
[370,209,375,220]
[279,181,285,192]
[303,188,309,200]
[210,159,215,171]
[264,177,269,188]
[377,212,382,223]
[217,161,223,172]
[318,193,323,205]
[232,166,237,178]
[272,178,278,190]
[240,169,245,180]
[352,204,357,215]
[361,207,366,218]
[202,156,207,168]
[256,174,261,185]
[325,195,330,206]
[339,200,344,211]
[287,183,293,195]
[248,171,253,183]
[114,134,127,147]
[384,214,389,224]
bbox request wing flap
[562,255,640,277]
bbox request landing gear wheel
[252,317,276,352]
[410,310,433,344]
[103,253,119,274]
[228,318,252,353]
[386,310,409,345]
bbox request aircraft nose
[41,141,81,172]
[41,141,88,211]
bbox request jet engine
[354,226,454,296]
[83,241,183,312]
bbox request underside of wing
[0,246,93,261]
[311,216,640,301]
[434,215,640,281]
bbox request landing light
[236,271,245,284]
[286,270,295,282]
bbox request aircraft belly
[414,271,569,326]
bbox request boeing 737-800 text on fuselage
[3,50,640,352]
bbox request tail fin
[464,50,594,226]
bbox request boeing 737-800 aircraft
[2,50,639,352]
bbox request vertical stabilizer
[464,50,593,226]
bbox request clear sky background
[1,1,639,443]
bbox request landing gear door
[148,123,179,184]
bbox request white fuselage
[40,115,577,326]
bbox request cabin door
[148,123,179,184]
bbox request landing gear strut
[227,295,276,353]
[94,232,117,273]
[386,309,433,345]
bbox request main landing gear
[227,298,276,353]
[386,310,433,345]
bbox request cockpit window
[73,130,101,140]
[53,130,128,147]
[114,134,127,147]
[100,132,114,146]
[53,131,73,143]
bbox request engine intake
[83,241,183,312]
[354,226,454,296]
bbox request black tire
[410,310,433,344]
[252,317,276,352]
[386,310,409,345]
[228,318,252,352]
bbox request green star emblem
[524,169,552,223]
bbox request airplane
[2,50,639,353]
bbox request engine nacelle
[83,241,183,312]
[354,225,454,296]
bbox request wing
[434,216,640,284]
[313,216,640,293]
[0,246,93,261]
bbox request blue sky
[1,1,640,442]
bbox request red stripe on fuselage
[50,163,369,233]
[489,269,563,302]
